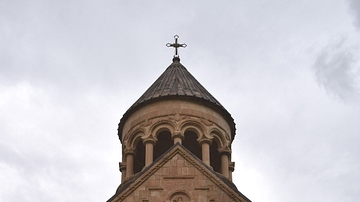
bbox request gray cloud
[1,0,360,202]
[313,38,360,103]
[349,0,360,29]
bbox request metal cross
[166,35,187,57]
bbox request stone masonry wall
[120,153,237,202]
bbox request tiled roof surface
[131,57,223,109]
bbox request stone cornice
[123,112,230,147]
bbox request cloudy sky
[1,0,360,201]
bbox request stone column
[125,149,135,178]
[119,162,126,182]
[199,139,212,166]
[143,138,156,167]
[172,131,183,144]
[219,147,231,178]
[229,162,235,181]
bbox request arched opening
[168,191,191,202]
[183,131,202,160]
[154,131,172,161]
[134,140,145,174]
[210,140,221,173]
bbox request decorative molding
[200,118,213,127]
[141,118,153,128]
[148,187,164,190]
[168,113,186,122]
[170,194,189,202]
[119,162,126,172]
[123,112,230,145]
[142,135,157,145]
[194,187,210,190]
[163,176,195,179]
[168,191,191,202]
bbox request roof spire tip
[172,56,180,63]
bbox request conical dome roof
[133,57,223,108]
[118,57,235,141]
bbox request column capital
[198,138,212,145]
[229,162,235,172]
[124,148,136,156]
[172,131,184,140]
[142,136,156,145]
[218,147,231,156]
[119,162,127,172]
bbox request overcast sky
[1,0,360,201]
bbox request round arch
[167,190,192,202]
[146,121,176,163]
[179,121,205,160]
[150,121,175,139]
[209,127,227,148]
[208,128,227,173]
[179,120,205,140]
[126,131,145,174]
[127,130,145,149]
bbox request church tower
[107,36,251,202]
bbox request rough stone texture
[122,99,232,145]
[108,145,250,202]
[119,98,234,182]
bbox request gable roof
[107,143,251,202]
[118,57,236,142]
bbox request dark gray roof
[132,57,223,108]
[118,57,235,141]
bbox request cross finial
[166,35,187,58]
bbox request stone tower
[107,37,251,202]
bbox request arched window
[183,130,202,160]
[134,140,145,173]
[210,140,221,173]
[153,130,172,161]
